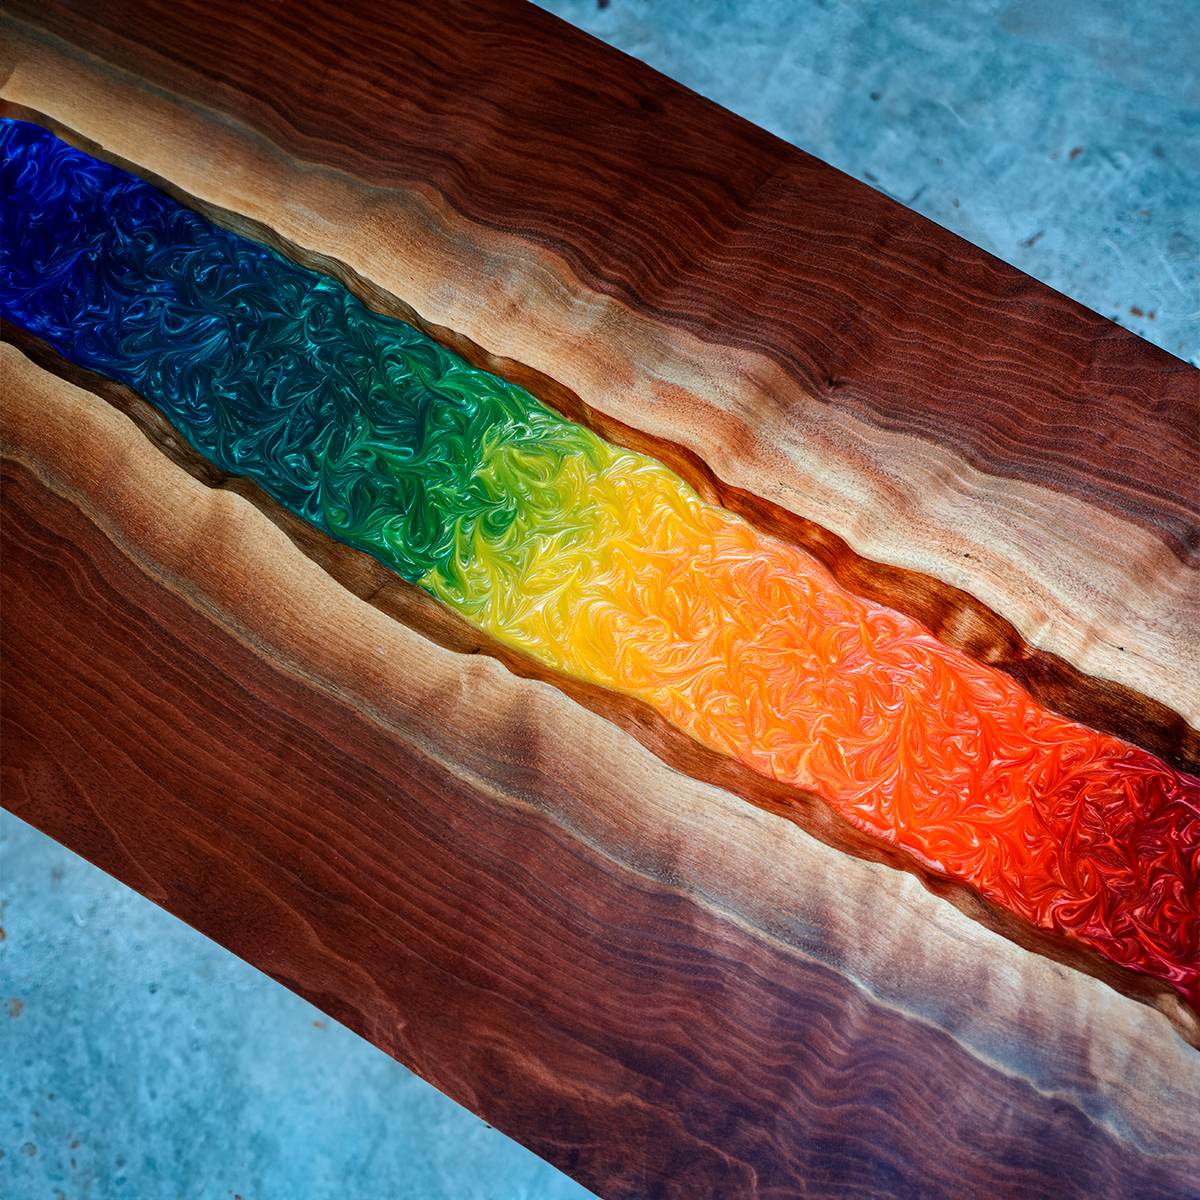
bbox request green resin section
[1,117,614,589]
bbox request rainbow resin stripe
[4,119,1198,1007]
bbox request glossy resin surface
[4,118,1197,1009]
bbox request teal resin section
[0,117,586,584]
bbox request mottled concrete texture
[0,812,597,1200]
[536,0,1200,365]
[3,5,1196,1199]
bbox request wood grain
[8,0,1192,547]
[4,356,1199,1198]
[5,345,1200,1197]
[2,0,1199,1191]
[4,131,1194,777]
[2,1,1196,732]
[7,320,1193,1023]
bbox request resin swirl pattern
[3,119,1198,1009]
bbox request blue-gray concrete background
[537,0,1199,365]
[3,4,1197,1199]
[1,812,598,1200]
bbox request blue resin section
[0,118,575,584]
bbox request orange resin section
[430,445,1200,1008]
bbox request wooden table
[3,3,1198,1195]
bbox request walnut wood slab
[2,2,1198,1196]
[6,343,1200,1199]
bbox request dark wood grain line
[4,458,1197,1200]
[9,0,1197,565]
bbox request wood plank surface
[2,1,1198,1195]
[5,344,1199,1199]
[2,0,1195,736]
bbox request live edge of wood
[2,2,1199,1197]
[6,343,1200,1200]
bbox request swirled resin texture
[4,119,1198,1008]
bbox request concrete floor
[536,0,1199,365]
[1,812,598,1199]
[3,4,1196,1199]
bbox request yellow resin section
[422,432,1200,1013]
